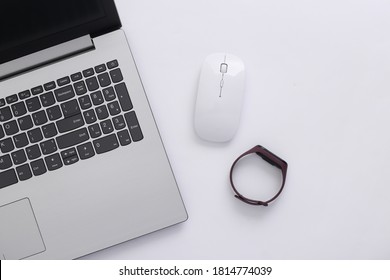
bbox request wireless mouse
[194,53,246,142]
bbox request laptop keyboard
[0,60,143,189]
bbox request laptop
[0,0,187,259]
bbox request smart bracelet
[229,145,288,206]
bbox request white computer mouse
[194,53,246,142]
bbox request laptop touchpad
[0,198,45,259]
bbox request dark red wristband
[229,145,288,206]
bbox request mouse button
[229,62,245,76]
[201,59,219,77]
[225,55,245,75]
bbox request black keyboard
[0,60,143,189]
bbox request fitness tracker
[229,145,288,206]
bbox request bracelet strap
[229,145,288,206]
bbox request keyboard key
[44,81,56,91]
[61,99,80,118]
[57,76,71,86]
[108,101,121,116]
[46,105,62,121]
[17,115,34,131]
[77,142,95,160]
[32,110,48,126]
[0,155,12,170]
[16,164,32,181]
[31,85,44,95]
[4,120,19,136]
[0,138,14,153]
[11,149,27,165]
[26,97,41,112]
[83,109,97,124]
[113,115,126,130]
[93,134,119,154]
[0,169,18,189]
[11,102,27,117]
[96,105,109,120]
[27,128,43,143]
[0,125,4,139]
[98,72,111,87]
[56,128,89,149]
[107,60,119,69]
[74,81,87,95]
[100,119,114,134]
[61,148,77,159]
[40,139,57,155]
[44,153,63,171]
[102,87,116,101]
[115,83,133,111]
[18,90,31,100]
[0,107,13,122]
[95,64,106,73]
[86,76,99,91]
[79,95,92,110]
[42,123,58,138]
[63,154,79,166]
[31,159,47,176]
[0,98,5,107]
[88,124,102,139]
[6,94,18,104]
[71,72,82,82]
[13,133,29,149]
[91,91,104,105]
[83,68,94,77]
[56,114,84,133]
[54,85,75,102]
[26,144,41,160]
[40,92,56,107]
[117,129,132,146]
[110,68,123,83]
[125,111,144,142]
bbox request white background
[83,0,390,259]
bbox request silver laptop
[0,0,187,259]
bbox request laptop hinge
[0,35,95,81]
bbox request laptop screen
[0,0,121,64]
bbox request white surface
[83,0,390,259]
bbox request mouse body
[194,53,246,142]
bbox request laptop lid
[0,0,121,65]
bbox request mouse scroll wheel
[220,63,228,74]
